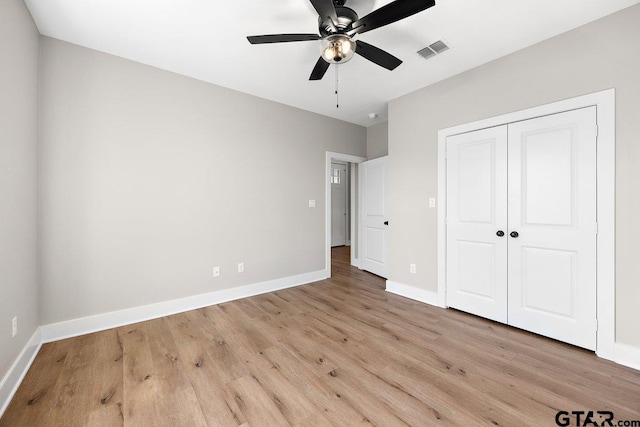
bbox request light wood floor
[2,246,639,426]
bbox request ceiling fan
[247,0,436,81]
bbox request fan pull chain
[335,65,339,108]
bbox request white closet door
[446,126,508,323]
[507,107,597,350]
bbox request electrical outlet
[309,199,316,208]
[213,266,220,277]
[410,264,416,274]
[12,317,17,337]
[429,197,436,208]
[238,262,245,273]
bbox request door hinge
[595,222,598,235]
[595,125,599,137]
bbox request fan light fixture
[320,34,356,64]
[247,0,437,80]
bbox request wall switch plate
[12,317,17,337]
[410,264,416,274]
[429,198,436,208]
[238,262,245,273]
[213,266,220,277]
[309,199,316,208]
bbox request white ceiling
[24,0,640,127]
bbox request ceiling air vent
[417,39,450,59]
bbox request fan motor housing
[319,6,358,36]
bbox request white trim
[350,163,357,266]
[40,269,326,343]
[386,280,445,308]
[325,152,367,276]
[594,91,616,361]
[0,328,42,418]
[437,89,616,360]
[357,161,364,270]
[615,343,640,371]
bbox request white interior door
[446,126,508,323]
[360,156,388,278]
[507,107,597,350]
[331,162,347,247]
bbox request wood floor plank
[278,292,368,342]
[85,329,125,426]
[250,312,340,378]
[2,246,639,426]
[294,411,335,427]
[0,340,72,426]
[164,312,246,426]
[118,323,175,425]
[226,375,291,427]
[261,345,373,427]
[242,350,319,426]
[47,333,120,426]
[214,302,275,352]
[183,308,251,385]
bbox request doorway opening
[330,161,350,248]
[325,152,366,278]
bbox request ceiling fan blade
[348,0,436,35]
[309,57,330,80]
[309,0,339,26]
[355,40,402,70]
[247,34,321,44]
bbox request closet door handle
[510,231,519,238]
[384,221,389,225]
[496,230,505,237]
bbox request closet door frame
[437,89,615,361]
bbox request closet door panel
[507,107,597,350]
[446,126,508,323]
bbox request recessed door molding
[437,89,615,360]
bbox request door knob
[510,231,519,238]
[384,221,389,225]
[496,230,505,237]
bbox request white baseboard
[0,328,42,418]
[385,280,445,308]
[615,343,640,371]
[41,269,327,343]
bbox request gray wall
[366,122,389,160]
[38,38,367,324]
[0,0,40,379]
[388,4,640,348]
